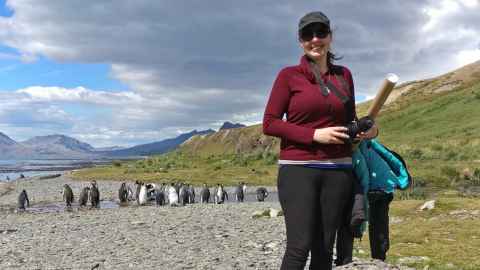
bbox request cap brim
[299,21,330,31]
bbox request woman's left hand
[355,124,378,140]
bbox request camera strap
[309,62,350,104]
[309,62,331,96]
[309,62,356,123]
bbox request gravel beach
[0,174,414,270]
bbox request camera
[345,116,375,143]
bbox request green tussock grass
[354,197,480,270]
[71,151,279,186]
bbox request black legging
[277,165,354,270]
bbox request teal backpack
[350,139,412,238]
[353,139,412,194]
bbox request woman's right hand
[313,126,349,144]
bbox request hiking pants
[277,165,354,270]
[368,191,393,261]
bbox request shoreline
[0,160,114,182]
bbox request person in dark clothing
[335,190,393,265]
[335,138,411,265]
[263,11,377,270]
[367,190,394,261]
[335,177,366,266]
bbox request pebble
[397,256,431,264]
[418,200,436,211]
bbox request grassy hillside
[72,61,480,193]
[180,124,279,156]
[377,84,480,187]
[355,197,480,270]
[71,150,278,186]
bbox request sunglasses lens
[301,31,314,41]
[301,24,330,41]
[315,30,329,39]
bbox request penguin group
[64,180,100,209]
[16,181,100,212]
[127,181,268,206]
[17,180,270,212]
[133,181,197,207]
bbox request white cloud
[422,0,461,32]
[36,105,72,123]
[459,0,479,8]
[0,0,479,146]
[456,49,480,66]
[17,86,143,105]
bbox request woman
[263,11,377,269]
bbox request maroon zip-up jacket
[263,55,357,161]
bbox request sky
[0,0,479,148]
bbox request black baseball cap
[298,11,330,32]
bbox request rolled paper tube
[367,73,399,119]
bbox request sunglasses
[300,24,331,41]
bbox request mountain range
[219,121,246,130]
[0,122,244,160]
[103,129,215,157]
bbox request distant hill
[22,134,96,153]
[0,132,17,146]
[219,121,246,130]
[0,133,97,160]
[93,146,126,152]
[181,124,278,157]
[0,129,218,159]
[20,134,97,159]
[105,129,215,157]
[356,59,480,116]
[0,132,32,160]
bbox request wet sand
[0,175,414,270]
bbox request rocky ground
[0,174,415,270]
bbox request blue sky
[0,0,12,17]
[1,0,480,147]
[0,48,127,91]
